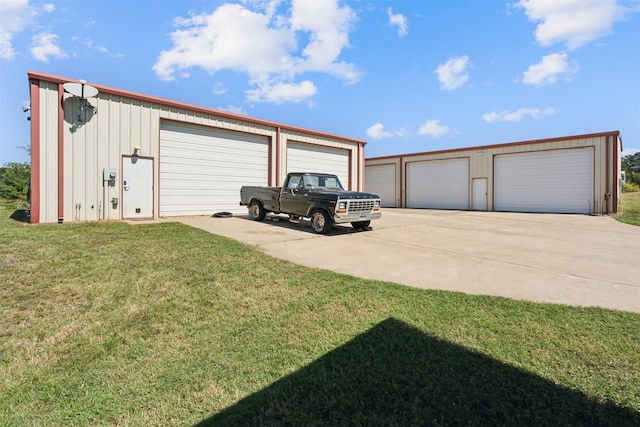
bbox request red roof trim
[367,130,621,161]
[29,78,40,224]
[27,70,366,146]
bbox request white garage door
[406,158,470,209]
[287,142,350,189]
[494,148,594,214]
[365,164,396,207]
[160,122,269,216]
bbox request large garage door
[494,148,593,214]
[287,142,350,189]
[406,158,469,209]
[365,164,396,207]
[160,122,269,216]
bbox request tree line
[622,152,640,188]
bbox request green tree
[622,152,640,186]
[0,162,31,202]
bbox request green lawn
[615,191,640,226]
[1,204,639,426]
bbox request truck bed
[240,186,281,213]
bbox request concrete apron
[174,209,640,313]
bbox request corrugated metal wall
[365,132,620,214]
[32,76,363,223]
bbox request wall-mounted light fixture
[133,146,141,156]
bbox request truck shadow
[194,317,638,426]
[241,214,370,236]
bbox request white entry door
[472,178,488,211]
[123,156,153,219]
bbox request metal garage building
[27,71,366,224]
[365,131,622,215]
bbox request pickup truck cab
[240,172,381,234]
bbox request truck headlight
[338,201,347,210]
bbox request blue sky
[1,0,639,166]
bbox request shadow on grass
[10,209,30,223]
[196,318,638,426]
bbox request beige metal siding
[37,81,61,223]
[33,74,365,223]
[365,133,616,214]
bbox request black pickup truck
[240,172,381,234]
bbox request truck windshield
[303,174,344,190]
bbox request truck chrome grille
[347,200,375,213]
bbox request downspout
[358,144,365,192]
[275,126,281,186]
[58,83,65,223]
[605,135,611,215]
[29,78,41,224]
[611,135,621,213]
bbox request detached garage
[366,131,622,215]
[27,71,367,224]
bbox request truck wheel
[351,220,371,230]
[311,210,332,234]
[248,200,266,221]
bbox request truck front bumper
[333,211,382,224]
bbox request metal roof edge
[365,130,621,161]
[27,70,367,146]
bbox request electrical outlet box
[103,168,117,181]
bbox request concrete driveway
[177,209,640,313]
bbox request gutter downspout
[275,126,281,187]
[58,83,65,223]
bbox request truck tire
[248,200,266,221]
[311,210,332,234]
[351,220,371,230]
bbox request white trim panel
[406,158,470,209]
[365,164,396,207]
[494,148,594,214]
[160,122,269,216]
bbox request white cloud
[218,105,248,115]
[418,120,450,137]
[434,55,469,90]
[522,52,578,86]
[246,80,317,103]
[483,107,555,123]
[366,123,392,140]
[387,7,408,36]
[0,0,36,59]
[30,32,66,62]
[153,0,360,104]
[84,39,123,57]
[516,0,627,50]
[212,83,227,95]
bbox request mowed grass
[615,191,640,226]
[1,205,639,426]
